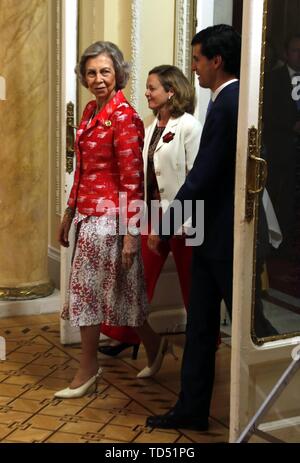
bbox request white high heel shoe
[137,337,178,378]
[54,367,103,399]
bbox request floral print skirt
[61,215,148,328]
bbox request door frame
[59,0,80,344]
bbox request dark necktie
[206,98,213,118]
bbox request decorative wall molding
[0,282,54,301]
[48,245,61,263]
[130,0,142,111]
[92,0,96,41]
[48,245,60,289]
[174,0,196,79]
[55,0,62,215]
[0,75,6,100]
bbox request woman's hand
[58,213,73,247]
[122,235,138,270]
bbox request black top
[147,125,165,208]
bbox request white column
[0,0,53,301]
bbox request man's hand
[147,234,163,255]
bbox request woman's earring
[168,95,172,100]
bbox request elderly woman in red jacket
[54,41,153,398]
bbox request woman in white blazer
[100,65,202,377]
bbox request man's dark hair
[191,24,241,78]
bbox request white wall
[194,0,214,125]
[194,0,233,125]
[214,0,233,25]
[138,0,175,122]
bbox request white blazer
[143,112,202,212]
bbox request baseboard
[61,305,187,345]
[0,289,61,318]
[260,415,300,432]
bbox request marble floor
[0,314,230,444]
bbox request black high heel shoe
[98,342,140,360]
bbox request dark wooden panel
[232,0,243,34]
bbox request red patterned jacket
[68,91,144,222]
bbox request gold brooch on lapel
[104,120,112,127]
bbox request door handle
[247,155,267,194]
[245,126,268,221]
[66,101,76,174]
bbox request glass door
[230,0,300,442]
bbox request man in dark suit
[263,34,300,257]
[146,24,241,431]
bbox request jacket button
[155,170,161,176]
[159,188,164,193]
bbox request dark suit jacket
[161,81,239,261]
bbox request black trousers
[174,252,233,420]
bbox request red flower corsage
[162,131,175,143]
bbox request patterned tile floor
[0,314,230,443]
